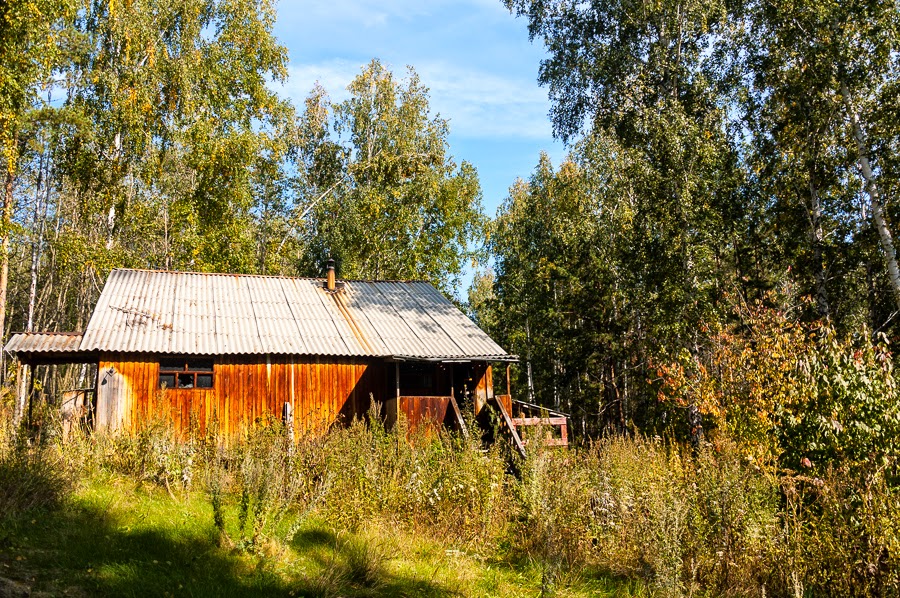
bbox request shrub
[657,302,900,478]
[581,436,781,596]
[516,444,596,589]
[11,387,896,596]
[313,411,511,545]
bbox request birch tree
[297,60,486,294]
[0,0,72,345]
[744,0,900,318]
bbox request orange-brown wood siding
[98,355,385,438]
[397,396,452,432]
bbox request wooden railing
[509,399,569,448]
[510,416,569,447]
[488,396,527,458]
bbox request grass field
[5,413,893,596]
[0,472,638,597]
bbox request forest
[2,0,900,596]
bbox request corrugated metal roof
[5,332,84,354]
[68,269,513,360]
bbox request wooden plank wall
[97,355,385,438]
[397,396,451,431]
[96,358,155,432]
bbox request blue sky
[271,0,566,220]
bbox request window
[159,358,214,389]
[399,362,436,394]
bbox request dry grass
[1,403,898,596]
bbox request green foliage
[296,59,486,293]
[780,468,900,596]
[657,301,900,475]
[5,31,485,341]
[494,0,900,444]
[313,413,511,544]
[562,436,778,595]
[0,0,74,173]
[3,405,900,596]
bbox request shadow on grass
[290,526,463,597]
[1,499,460,597]
[1,501,284,597]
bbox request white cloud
[278,59,362,104]
[416,61,552,139]
[274,58,553,140]
[278,0,507,28]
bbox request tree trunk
[525,317,535,402]
[1,168,13,358]
[27,147,49,332]
[808,177,830,318]
[842,81,900,312]
[14,361,30,425]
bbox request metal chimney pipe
[326,258,336,291]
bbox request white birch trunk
[1,168,13,373]
[842,81,900,312]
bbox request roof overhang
[386,354,519,363]
[4,332,98,366]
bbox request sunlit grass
[0,473,633,597]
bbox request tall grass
[0,404,73,523]
[2,400,898,596]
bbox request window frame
[158,358,214,390]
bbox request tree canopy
[0,6,485,345]
[294,60,485,293]
[493,0,900,440]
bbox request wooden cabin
[5,267,523,441]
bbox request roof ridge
[9,331,84,336]
[109,267,428,284]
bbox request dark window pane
[159,374,176,389]
[196,374,213,389]
[399,363,436,394]
[188,360,214,372]
[160,358,184,372]
[177,373,194,388]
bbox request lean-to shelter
[5,267,521,440]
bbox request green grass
[0,473,637,597]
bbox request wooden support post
[384,361,400,428]
[505,364,510,396]
[448,395,468,439]
[14,360,30,425]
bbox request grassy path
[0,474,635,597]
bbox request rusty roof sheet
[69,269,512,360]
[5,332,84,354]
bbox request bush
[314,411,511,545]
[776,467,900,597]
[657,301,900,478]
